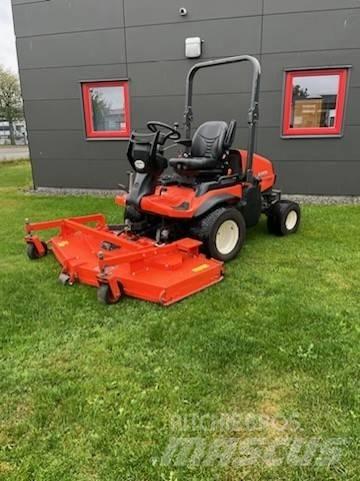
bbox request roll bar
[184,55,261,180]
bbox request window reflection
[90,86,126,132]
[291,75,339,129]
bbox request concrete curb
[28,187,120,197]
[0,147,30,162]
[27,187,360,205]
[282,194,360,205]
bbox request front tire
[267,200,301,236]
[190,207,246,262]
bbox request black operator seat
[169,120,236,172]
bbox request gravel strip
[27,187,121,197]
[27,187,360,205]
[282,194,360,205]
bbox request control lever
[118,171,134,193]
[118,183,128,192]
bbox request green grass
[0,160,359,481]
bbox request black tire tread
[97,283,122,305]
[26,241,48,260]
[267,200,300,236]
[190,207,246,261]
[190,207,228,245]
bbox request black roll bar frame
[184,55,261,181]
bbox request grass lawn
[0,160,359,481]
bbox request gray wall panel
[258,91,282,128]
[192,94,252,127]
[345,87,360,126]
[261,50,360,91]
[12,0,47,4]
[131,96,184,128]
[131,93,253,130]
[20,64,127,101]
[264,1,360,14]
[124,0,262,26]
[126,17,261,62]
[273,160,360,195]
[257,126,360,161]
[262,10,360,53]
[32,157,128,189]
[128,59,255,97]
[24,100,84,131]
[233,128,257,150]
[12,0,124,37]
[28,131,128,161]
[17,29,126,69]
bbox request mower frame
[24,54,301,305]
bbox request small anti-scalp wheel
[190,207,246,262]
[97,283,123,305]
[267,200,301,236]
[26,241,48,260]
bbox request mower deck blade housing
[25,215,223,305]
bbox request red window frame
[82,80,131,139]
[282,68,348,137]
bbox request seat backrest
[191,121,228,160]
[223,119,237,150]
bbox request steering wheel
[147,121,181,142]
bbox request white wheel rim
[215,220,239,255]
[285,210,298,231]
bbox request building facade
[11,0,360,195]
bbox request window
[82,81,131,139]
[282,68,348,137]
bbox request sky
[0,0,18,74]
[293,75,339,96]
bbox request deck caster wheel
[97,283,123,305]
[267,200,301,236]
[58,273,71,285]
[26,241,48,260]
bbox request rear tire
[267,200,301,236]
[190,207,246,261]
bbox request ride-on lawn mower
[25,55,301,305]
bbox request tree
[0,67,24,145]
[90,90,111,130]
[293,84,309,99]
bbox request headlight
[134,159,145,170]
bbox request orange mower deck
[24,214,223,305]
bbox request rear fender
[194,194,236,218]
[239,149,276,192]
